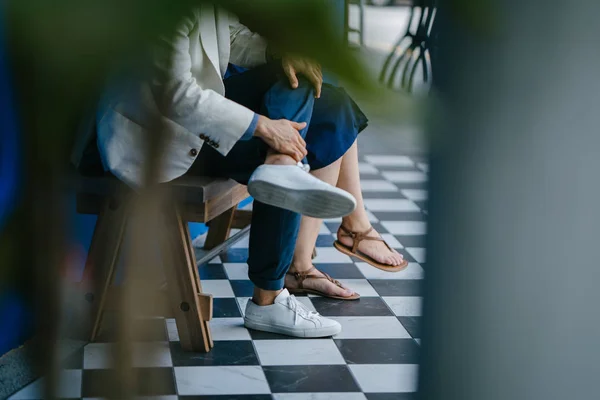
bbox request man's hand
[282,56,323,98]
[254,115,308,162]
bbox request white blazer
[76,4,268,188]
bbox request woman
[223,61,408,301]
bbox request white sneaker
[244,289,342,338]
[247,162,357,219]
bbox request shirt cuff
[240,113,260,141]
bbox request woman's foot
[337,220,405,266]
[284,264,357,299]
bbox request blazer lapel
[198,3,222,77]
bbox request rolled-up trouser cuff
[248,272,286,291]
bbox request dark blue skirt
[225,64,368,170]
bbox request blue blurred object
[0,4,19,231]
[187,196,253,241]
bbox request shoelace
[286,294,320,325]
[296,161,311,173]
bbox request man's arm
[228,14,268,68]
[151,11,255,156]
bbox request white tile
[166,318,178,341]
[332,316,411,339]
[349,364,419,393]
[254,339,345,365]
[229,228,250,248]
[175,366,270,395]
[356,262,424,280]
[358,162,379,174]
[200,280,234,298]
[416,162,429,172]
[364,155,414,167]
[324,209,377,224]
[9,370,82,399]
[236,297,250,316]
[208,256,222,264]
[364,199,420,212]
[312,247,353,263]
[336,279,379,297]
[84,342,172,369]
[223,263,249,280]
[382,171,427,183]
[359,180,398,192]
[133,342,173,367]
[401,189,428,201]
[381,221,427,235]
[406,247,426,263]
[83,343,112,369]
[191,233,207,248]
[274,394,367,400]
[208,318,251,341]
[415,338,422,346]
[319,223,331,234]
[383,296,423,317]
[380,234,403,249]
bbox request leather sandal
[333,225,409,272]
[285,267,360,301]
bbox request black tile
[213,298,242,318]
[263,365,360,393]
[389,182,428,191]
[398,317,421,339]
[198,263,227,280]
[82,367,176,397]
[366,393,418,399]
[221,248,249,263]
[311,263,365,279]
[180,396,272,400]
[311,297,394,317]
[95,315,168,342]
[373,212,427,222]
[413,200,428,210]
[230,280,255,297]
[335,339,420,364]
[393,235,427,248]
[170,340,258,366]
[324,222,342,233]
[316,234,335,247]
[362,191,409,199]
[395,249,417,263]
[61,347,84,369]
[369,280,423,297]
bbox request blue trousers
[191,63,366,290]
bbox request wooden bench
[74,172,251,353]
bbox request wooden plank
[79,196,129,342]
[204,207,236,250]
[160,206,211,352]
[231,209,252,229]
[204,184,248,222]
[182,220,214,347]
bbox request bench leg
[204,206,236,250]
[80,197,128,342]
[161,206,213,352]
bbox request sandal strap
[286,267,344,289]
[339,225,390,253]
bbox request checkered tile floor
[10,154,428,400]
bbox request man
[74,5,354,337]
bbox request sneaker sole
[244,318,341,338]
[248,180,356,219]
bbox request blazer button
[199,134,206,140]
[189,148,198,157]
[214,143,220,149]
